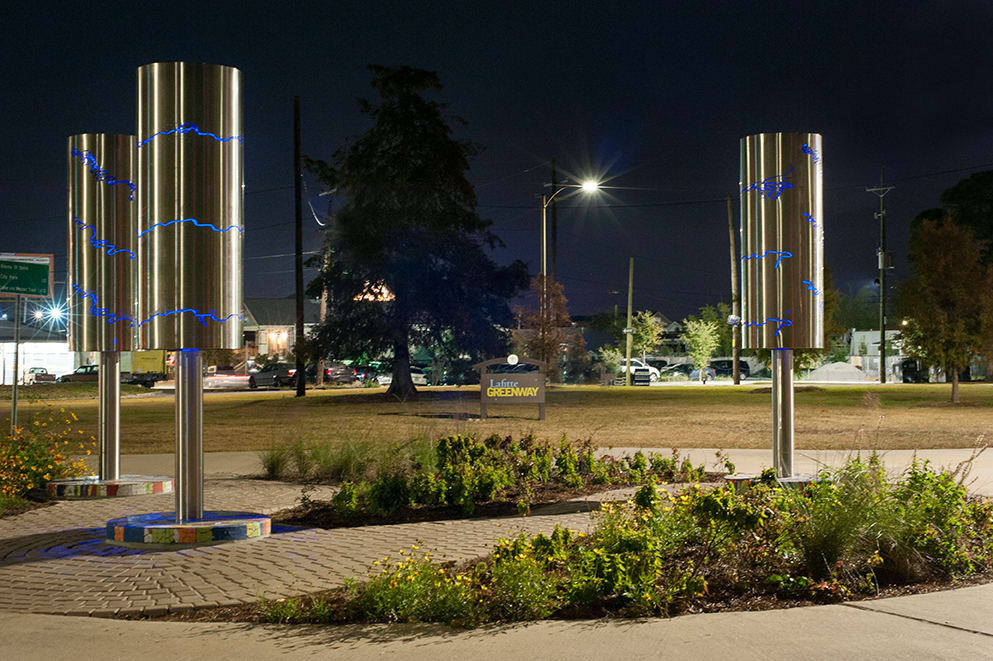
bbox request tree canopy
[305,65,528,400]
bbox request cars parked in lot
[376,366,429,386]
[662,363,717,382]
[23,367,57,385]
[618,358,660,382]
[58,365,99,382]
[248,362,294,389]
[711,359,751,378]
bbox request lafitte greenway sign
[474,356,547,420]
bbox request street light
[538,180,601,363]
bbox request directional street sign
[622,327,634,334]
[0,253,53,298]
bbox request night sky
[3,1,992,322]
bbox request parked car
[711,359,751,378]
[23,367,57,385]
[618,358,660,382]
[662,363,717,382]
[248,362,294,388]
[58,365,99,382]
[376,366,429,386]
[690,366,718,382]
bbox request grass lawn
[2,383,991,454]
[0,383,148,401]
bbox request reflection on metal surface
[137,122,244,148]
[70,147,137,200]
[739,132,823,349]
[74,218,136,259]
[67,134,136,352]
[136,216,243,239]
[136,62,243,350]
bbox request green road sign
[0,254,53,298]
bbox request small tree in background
[631,310,665,361]
[681,318,719,383]
[516,275,575,379]
[898,217,990,403]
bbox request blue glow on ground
[71,147,136,201]
[742,169,793,200]
[742,250,793,269]
[74,218,135,259]
[137,123,244,148]
[137,217,243,239]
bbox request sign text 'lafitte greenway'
[474,357,547,420]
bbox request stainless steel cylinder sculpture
[137,62,243,522]
[739,132,823,350]
[740,132,823,479]
[136,62,243,350]
[67,134,136,481]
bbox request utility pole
[866,169,894,384]
[550,158,558,285]
[624,257,634,386]
[10,295,21,435]
[293,96,306,397]
[727,196,741,385]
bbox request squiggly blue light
[137,308,244,328]
[802,212,817,229]
[71,147,136,201]
[71,284,135,327]
[742,169,793,200]
[801,280,820,295]
[137,123,244,148]
[802,143,820,164]
[74,218,135,259]
[742,250,793,269]
[137,217,243,239]
[739,310,793,337]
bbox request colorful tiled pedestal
[105,511,272,549]
[47,475,173,499]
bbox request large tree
[897,216,991,402]
[306,66,528,400]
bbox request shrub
[485,539,560,620]
[368,472,411,516]
[0,405,93,497]
[331,481,359,513]
[259,444,290,480]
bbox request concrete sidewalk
[1,583,991,660]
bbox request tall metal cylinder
[136,62,243,350]
[98,351,121,480]
[67,133,137,350]
[68,134,136,481]
[771,349,794,478]
[740,132,823,350]
[175,350,203,522]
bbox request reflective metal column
[771,349,794,477]
[67,134,136,482]
[175,350,203,521]
[136,62,243,524]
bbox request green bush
[368,472,411,516]
[258,444,290,480]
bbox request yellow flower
[373,560,380,566]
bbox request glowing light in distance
[581,180,599,193]
[33,310,43,319]
[49,307,63,320]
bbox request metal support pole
[625,258,634,386]
[867,174,893,384]
[98,351,120,481]
[10,295,20,435]
[294,96,306,398]
[540,194,548,364]
[771,349,794,478]
[175,350,203,523]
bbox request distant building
[243,297,321,359]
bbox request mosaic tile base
[105,511,271,548]
[47,476,173,499]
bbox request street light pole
[867,171,894,384]
[625,258,634,387]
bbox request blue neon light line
[801,279,820,295]
[741,310,793,337]
[802,143,820,164]
[137,123,244,148]
[137,308,244,328]
[802,212,817,229]
[71,284,135,327]
[741,250,793,269]
[137,217,243,239]
[71,147,136,201]
[742,169,793,200]
[74,218,135,259]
